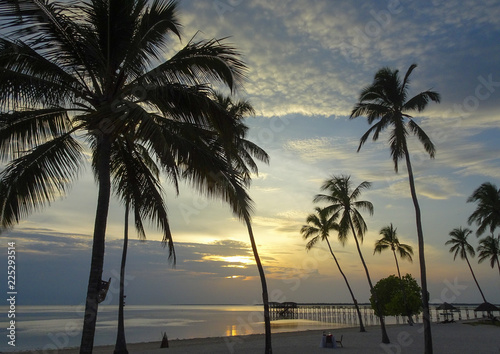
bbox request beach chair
[336,335,343,348]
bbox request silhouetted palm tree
[301,207,366,332]
[314,175,389,343]
[212,93,272,353]
[350,64,440,354]
[374,224,413,278]
[0,1,246,352]
[477,235,500,278]
[109,137,175,354]
[374,223,414,324]
[445,227,487,303]
[467,182,500,237]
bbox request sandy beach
[12,321,500,354]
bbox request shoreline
[7,321,500,354]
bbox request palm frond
[403,90,441,112]
[122,0,181,77]
[407,119,436,158]
[477,235,500,268]
[387,119,408,172]
[0,133,82,229]
[399,64,417,101]
[0,107,72,160]
[467,182,500,236]
[0,37,85,103]
[110,136,175,259]
[138,37,247,92]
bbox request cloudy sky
[2,0,500,306]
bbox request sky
[2,0,500,307]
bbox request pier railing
[269,303,491,326]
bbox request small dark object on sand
[160,332,169,348]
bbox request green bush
[370,274,422,317]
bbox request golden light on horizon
[225,275,244,279]
[202,255,255,266]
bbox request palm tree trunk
[114,202,130,354]
[245,218,272,354]
[325,238,366,332]
[80,136,112,354]
[403,147,432,354]
[464,255,487,303]
[393,251,413,325]
[349,219,390,343]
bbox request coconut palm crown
[350,63,440,172]
[477,235,500,275]
[314,175,373,244]
[467,182,500,237]
[374,223,413,276]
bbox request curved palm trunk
[393,250,402,280]
[325,238,366,332]
[393,250,413,325]
[464,255,487,303]
[81,137,112,354]
[114,202,130,354]
[244,217,272,354]
[403,147,432,354]
[348,220,390,343]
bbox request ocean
[0,304,486,352]
[1,304,349,352]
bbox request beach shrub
[370,274,422,317]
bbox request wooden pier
[269,302,298,320]
[269,303,488,326]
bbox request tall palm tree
[467,182,500,237]
[109,137,176,354]
[211,93,272,353]
[0,1,247,352]
[314,175,390,344]
[350,64,440,354]
[182,133,271,352]
[445,227,487,303]
[374,223,414,324]
[477,235,500,278]
[301,206,366,332]
[374,224,413,279]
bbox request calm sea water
[0,304,485,352]
[1,304,350,352]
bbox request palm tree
[0,1,247,352]
[301,207,366,332]
[109,137,176,354]
[183,131,272,352]
[467,182,500,237]
[350,64,440,354]
[445,227,487,303]
[165,93,271,352]
[374,223,414,324]
[374,224,413,279]
[314,175,390,343]
[211,93,273,353]
[477,235,500,278]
